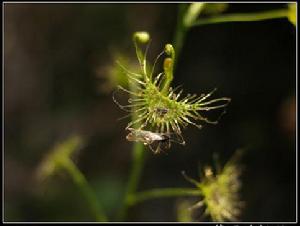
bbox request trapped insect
[126,127,185,154]
[154,107,169,118]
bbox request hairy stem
[61,158,107,222]
[128,188,201,206]
[191,9,289,27]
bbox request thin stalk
[173,4,189,68]
[191,9,289,27]
[128,188,201,206]
[117,142,145,220]
[61,158,108,222]
[117,77,146,221]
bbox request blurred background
[4,3,296,222]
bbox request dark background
[4,3,296,222]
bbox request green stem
[128,188,201,206]
[173,4,189,68]
[117,77,146,221]
[117,142,145,220]
[61,158,108,222]
[191,9,289,27]
[125,143,145,203]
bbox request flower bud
[133,31,150,44]
[164,44,174,56]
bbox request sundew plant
[113,31,237,221]
[35,3,296,222]
[113,32,231,152]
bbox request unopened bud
[164,44,174,56]
[133,31,150,44]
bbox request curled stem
[161,44,176,95]
[161,57,174,95]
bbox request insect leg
[175,131,186,146]
[159,141,169,155]
[169,122,186,145]
[154,141,162,155]
[148,143,157,154]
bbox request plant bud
[133,31,150,44]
